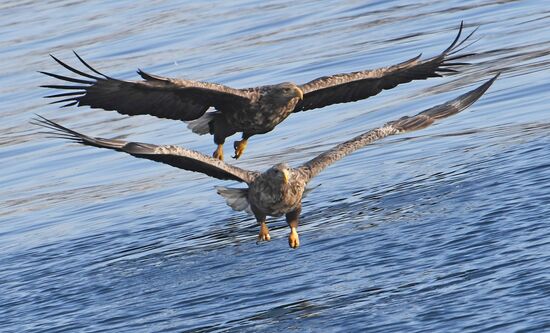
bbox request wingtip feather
[72,51,111,79]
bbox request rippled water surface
[1,1,549,332]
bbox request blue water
[1,0,549,332]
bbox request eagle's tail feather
[186,112,218,135]
[215,186,252,214]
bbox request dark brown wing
[298,73,499,180]
[32,115,259,183]
[40,52,253,121]
[294,21,477,113]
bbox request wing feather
[41,52,252,121]
[32,116,259,183]
[294,22,476,112]
[298,73,500,180]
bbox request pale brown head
[265,82,303,106]
[268,162,291,184]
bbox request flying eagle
[34,74,498,248]
[41,22,476,161]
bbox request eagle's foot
[232,139,248,159]
[213,144,224,160]
[288,227,300,249]
[256,222,271,244]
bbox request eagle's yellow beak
[282,169,290,184]
[294,87,304,100]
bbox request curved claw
[213,144,224,160]
[232,139,248,159]
[256,222,271,244]
[288,227,300,249]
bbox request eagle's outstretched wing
[294,22,477,113]
[40,52,252,121]
[32,116,259,183]
[298,73,499,180]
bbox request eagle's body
[248,164,307,217]
[218,83,303,135]
[41,23,476,160]
[34,74,498,248]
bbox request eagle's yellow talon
[257,222,271,243]
[288,227,300,249]
[232,139,248,159]
[213,144,224,160]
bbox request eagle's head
[268,162,291,184]
[278,82,304,100]
[265,82,304,106]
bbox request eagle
[34,74,498,248]
[41,22,476,160]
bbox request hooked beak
[294,87,304,100]
[282,169,290,184]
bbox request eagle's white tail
[185,112,217,135]
[215,186,252,214]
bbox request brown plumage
[41,22,477,160]
[33,74,499,248]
